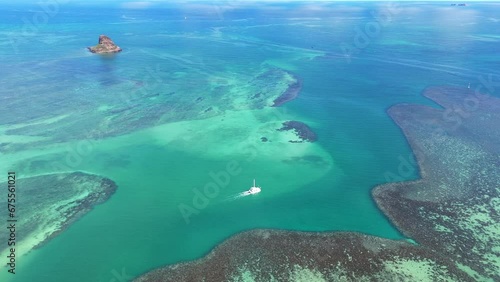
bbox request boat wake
[222,180,262,202]
[222,192,250,202]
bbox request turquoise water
[1,2,499,281]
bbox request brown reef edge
[0,172,118,254]
[271,73,302,107]
[134,85,500,281]
[277,120,317,142]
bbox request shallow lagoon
[1,2,499,281]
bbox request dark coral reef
[0,172,117,254]
[134,231,472,281]
[277,121,317,142]
[373,86,500,280]
[133,85,500,281]
[271,77,302,107]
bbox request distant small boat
[468,83,471,89]
[246,179,261,194]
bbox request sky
[1,0,496,4]
[1,0,496,12]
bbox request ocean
[1,1,499,281]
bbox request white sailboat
[246,179,261,194]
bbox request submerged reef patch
[277,121,317,143]
[0,172,117,258]
[373,86,500,281]
[133,86,499,281]
[270,72,302,107]
[134,231,471,282]
[0,67,301,155]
